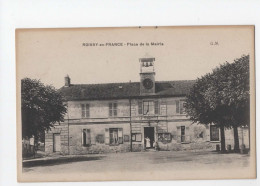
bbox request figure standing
[145,137,151,148]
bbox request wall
[68,123,130,154]
[45,97,250,155]
[66,99,130,119]
[45,122,69,155]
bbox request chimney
[65,75,71,87]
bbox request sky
[16,26,254,89]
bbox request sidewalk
[23,154,105,167]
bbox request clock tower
[139,56,156,95]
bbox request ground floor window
[82,129,91,146]
[177,126,190,143]
[210,125,220,141]
[105,128,123,145]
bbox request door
[53,133,61,152]
[144,127,155,148]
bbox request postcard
[16,26,256,182]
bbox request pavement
[22,150,250,174]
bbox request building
[45,57,249,155]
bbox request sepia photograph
[16,26,256,182]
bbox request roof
[59,80,196,101]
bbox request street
[23,150,250,174]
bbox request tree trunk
[220,125,226,152]
[233,126,240,152]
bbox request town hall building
[45,56,249,155]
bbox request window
[106,128,123,145]
[210,125,220,141]
[109,102,117,117]
[131,133,142,142]
[143,101,154,115]
[139,100,160,115]
[177,126,190,143]
[82,129,91,146]
[81,104,90,118]
[176,100,185,114]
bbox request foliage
[185,55,250,151]
[185,55,250,128]
[22,78,67,141]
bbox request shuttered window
[143,101,154,115]
[109,102,117,117]
[180,102,184,114]
[105,128,123,145]
[81,104,90,118]
[176,100,185,114]
[82,129,91,146]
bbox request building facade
[45,57,249,155]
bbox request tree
[215,55,250,151]
[22,78,67,144]
[185,55,250,152]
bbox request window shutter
[86,104,90,117]
[118,128,123,144]
[186,127,191,143]
[176,100,180,113]
[109,103,112,116]
[113,108,117,116]
[114,103,117,116]
[81,104,85,118]
[105,128,110,144]
[180,102,183,114]
[138,101,143,115]
[82,129,85,146]
[176,126,181,143]
[154,100,159,115]
[86,129,91,145]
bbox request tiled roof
[59,80,196,101]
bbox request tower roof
[139,53,155,62]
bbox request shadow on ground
[23,156,104,168]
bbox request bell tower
[139,56,155,95]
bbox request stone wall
[45,96,250,155]
[68,123,131,154]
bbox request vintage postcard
[16,26,256,182]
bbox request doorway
[144,127,155,148]
[53,133,61,152]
